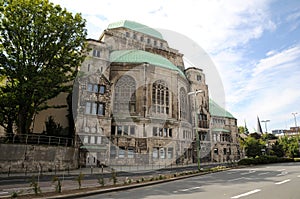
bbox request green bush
[238,155,294,165]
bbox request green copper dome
[107,20,164,40]
[209,99,235,119]
[110,50,185,77]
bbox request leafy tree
[238,126,245,134]
[279,136,299,158]
[270,141,284,157]
[0,0,87,135]
[243,136,266,158]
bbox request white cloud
[50,0,274,53]
[230,45,300,130]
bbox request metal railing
[0,134,74,146]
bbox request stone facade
[0,144,78,173]
[210,100,241,162]
[75,20,212,167]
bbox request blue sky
[50,0,300,132]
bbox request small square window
[147,38,151,44]
[154,40,157,46]
[130,126,135,135]
[99,85,105,94]
[133,34,136,39]
[153,127,157,136]
[128,149,134,158]
[119,148,125,158]
[153,148,158,158]
[93,84,98,93]
[93,49,100,57]
[126,32,130,37]
[197,75,201,81]
[169,129,172,137]
[97,103,105,116]
[85,102,91,114]
[140,36,144,42]
[87,84,93,92]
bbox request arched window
[113,75,136,113]
[180,88,188,120]
[152,80,169,115]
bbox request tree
[279,136,299,158]
[238,126,245,134]
[0,0,87,135]
[243,136,266,158]
[270,141,284,157]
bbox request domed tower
[185,67,211,162]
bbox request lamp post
[261,119,270,155]
[292,112,298,134]
[188,90,203,171]
[261,120,270,133]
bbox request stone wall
[0,144,78,173]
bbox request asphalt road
[83,162,300,199]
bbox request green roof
[209,99,235,119]
[110,50,186,77]
[107,20,164,40]
[212,128,231,133]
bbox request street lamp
[188,89,203,171]
[261,119,270,155]
[292,112,298,134]
[261,120,270,133]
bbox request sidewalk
[0,161,230,178]
[0,162,234,198]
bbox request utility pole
[261,120,270,133]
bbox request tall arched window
[113,75,136,113]
[180,88,188,120]
[152,80,169,115]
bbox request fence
[0,134,74,146]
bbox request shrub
[98,175,105,186]
[110,169,117,185]
[74,172,84,189]
[52,176,62,193]
[30,176,41,195]
[238,155,294,165]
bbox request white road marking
[258,172,270,176]
[228,177,245,182]
[241,170,256,175]
[298,175,300,178]
[275,179,291,185]
[231,189,261,199]
[277,171,288,176]
[181,186,201,192]
[227,171,238,175]
[277,169,286,172]
[0,191,9,195]
[177,186,201,192]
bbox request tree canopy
[0,0,87,135]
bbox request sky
[50,0,300,132]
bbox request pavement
[0,162,233,198]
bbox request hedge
[238,155,294,165]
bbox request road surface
[83,162,300,199]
